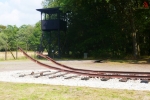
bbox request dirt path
[0,60,150,72]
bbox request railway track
[18,47,150,82]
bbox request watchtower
[36,7,67,58]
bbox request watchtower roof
[36,7,61,14]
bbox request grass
[1,51,150,100]
[0,82,150,100]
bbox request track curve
[36,51,150,74]
[18,47,150,80]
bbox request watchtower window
[37,7,67,31]
[50,14,57,19]
[41,13,51,20]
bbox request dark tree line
[42,0,150,59]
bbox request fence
[0,51,36,60]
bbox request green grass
[0,82,150,100]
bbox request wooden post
[26,43,28,53]
[26,43,28,59]
[5,48,7,60]
[16,43,18,59]
[6,43,15,59]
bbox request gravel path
[0,60,150,91]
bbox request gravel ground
[0,60,150,91]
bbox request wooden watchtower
[36,7,67,58]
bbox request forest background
[0,0,150,59]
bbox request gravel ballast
[0,70,150,91]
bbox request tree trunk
[130,7,139,59]
[132,31,138,59]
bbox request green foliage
[16,24,36,50]
[29,22,41,50]
[0,23,41,52]
[0,25,6,32]
[40,0,150,59]
[0,32,8,50]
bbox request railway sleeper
[19,74,26,77]
[34,71,62,78]
[101,77,110,81]
[140,79,150,83]
[119,78,128,82]
[46,71,61,76]
[19,70,50,77]
[81,76,90,80]
[35,71,61,78]
[34,72,53,78]
[49,73,68,79]
[64,75,79,79]
[39,71,52,76]
[19,72,37,77]
[56,73,68,77]
[32,70,51,75]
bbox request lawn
[0,82,150,100]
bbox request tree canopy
[40,0,150,59]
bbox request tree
[109,0,150,58]
[41,0,150,59]
[16,25,34,50]
[0,25,6,32]
[0,32,8,50]
[2,25,19,50]
[29,22,41,51]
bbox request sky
[0,0,43,27]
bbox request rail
[18,47,150,80]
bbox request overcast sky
[0,0,43,27]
